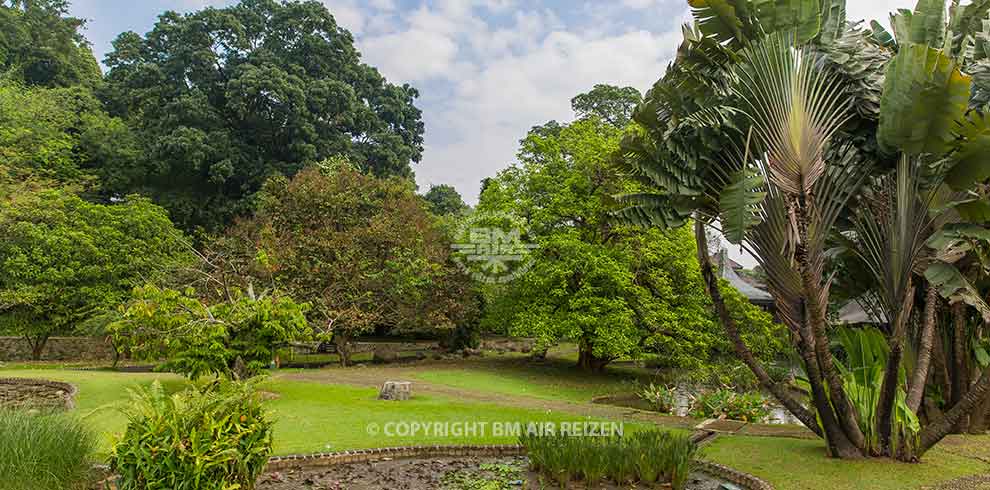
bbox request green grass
[260,378,649,454]
[413,358,644,403]
[0,369,648,457]
[704,435,990,490]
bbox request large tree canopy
[238,163,476,365]
[0,185,190,359]
[100,0,425,230]
[0,0,101,88]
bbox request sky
[69,0,918,266]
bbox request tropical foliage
[111,380,273,490]
[617,0,990,460]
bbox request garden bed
[257,456,731,490]
[0,377,76,410]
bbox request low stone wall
[0,378,77,410]
[0,336,114,362]
[479,336,535,353]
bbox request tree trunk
[693,221,825,439]
[907,286,939,413]
[27,335,48,361]
[877,286,914,455]
[576,340,609,373]
[951,303,970,432]
[920,366,990,453]
[969,389,990,434]
[794,199,866,451]
[334,333,352,367]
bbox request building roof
[715,251,774,304]
[836,300,888,325]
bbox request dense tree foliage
[0,0,101,88]
[0,81,137,185]
[0,185,189,359]
[100,0,425,230]
[423,184,467,216]
[110,285,310,379]
[238,163,476,365]
[478,115,782,371]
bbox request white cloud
[846,1,917,28]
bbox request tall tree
[423,184,467,216]
[100,0,425,230]
[0,0,101,88]
[570,84,642,127]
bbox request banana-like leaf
[924,261,990,321]
[688,0,751,46]
[751,0,822,43]
[909,0,947,47]
[719,168,767,244]
[878,43,971,156]
[955,200,990,222]
[946,111,990,190]
[818,0,846,44]
[869,21,897,48]
[890,9,914,45]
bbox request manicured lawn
[0,369,649,456]
[413,357,645,403]
[704,435,990,490]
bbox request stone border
[264,444,775,490]
[0,377,77,410]
[694,460,775,490]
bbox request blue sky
[69,0,913,211]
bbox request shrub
[111,379,273,490]
[0,409,97,490]
[520,428,697,490]
[636,382,677,413]
[689,388,771,422]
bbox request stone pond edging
[0,377,77,410]
[264,444,776,490]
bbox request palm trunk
[920,366,990,453]
[907,286,939,413]
[694,221,823,438]
[877,286,914,455]
[794,199,867,451]
[951,303,970,432]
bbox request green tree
[478,117,781,372]
[0,186,190,359]
[570,84,642,127]
[100,0,426,230]
[423,184,467,216]
[110,285,310,379]
[0,0,101,88]
[240,164,475,365]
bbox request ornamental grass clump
[110,379,273,490]
[0,409,97,490]
[520,428,698,490]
